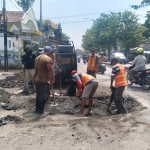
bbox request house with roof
[0,8,43,68]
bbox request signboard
[45,20,58,30]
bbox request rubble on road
[0,72,147,127]
[0,73,24,88]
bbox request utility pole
[3,0,8,72]
[40,0,42,31]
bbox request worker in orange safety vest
[110,58,128,114]
[71,70,98,117]
[87,47,99,78]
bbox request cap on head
[71,70,77,76]
[44,46,53,53]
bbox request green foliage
[76,48,82,54]
[16,0,35,12]
[82,11,146,59]
[61,33,70,41]
[131,0,150,9]
[143,12,150,39]
[118,11,146,57]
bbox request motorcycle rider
[83,54,87,64]
[99,52,107,65]
[87,47,99,78]
[129,48,147,83]
[110,58,128,114]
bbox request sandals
[85,112,93,116]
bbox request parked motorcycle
[98,63,106,74]
[127,65,150,90]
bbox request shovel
[60,72,62,96]
[50,84,58,106]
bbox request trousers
[35,82,50,113]
[25,69,35,88]
[114,86,128,114]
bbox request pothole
[0,72,147,127]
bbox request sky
[4,0,150,48]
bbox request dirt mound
[0,73,24,88]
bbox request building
[0,8,43,69]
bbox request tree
[82,29,94,51]
[118,11,146,57]
[82,11,146,59]
[61,33,70,41]
[131,0,150,9]
[16,0,35,12]
[142,12,150,39]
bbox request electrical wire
[48,8,133,20]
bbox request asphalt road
[78,62,150,108]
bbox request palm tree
[16,0,35,12]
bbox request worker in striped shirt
[110,58,128,114]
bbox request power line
[60,20,92,24]
[47,7,133,20]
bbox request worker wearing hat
[33,46,55,114]
[71,70,98,116]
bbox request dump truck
[54,41,77,87]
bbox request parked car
[110,52,127,64]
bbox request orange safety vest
[87,54,97,71]
[114,63,128,87]
[81,73,94,86]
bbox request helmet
[71,70,77,76]
[44,46,53,53]
[136,48,144,54]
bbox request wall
[0,34,22,69]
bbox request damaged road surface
[0,71,150,150]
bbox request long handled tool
[106,87,115,114]
[50,84,58,106]
[60,72,62,96]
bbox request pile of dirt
[0,73,24,88]
[0,89,147,127]
[44,95,147,116]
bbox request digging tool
[107,87,115,114]
[50,84,58,106]
[60,72,62,96]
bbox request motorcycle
[77,58,80,63]
[127,65,150,90]
[83,59,86,64]
[98,63,106,74]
